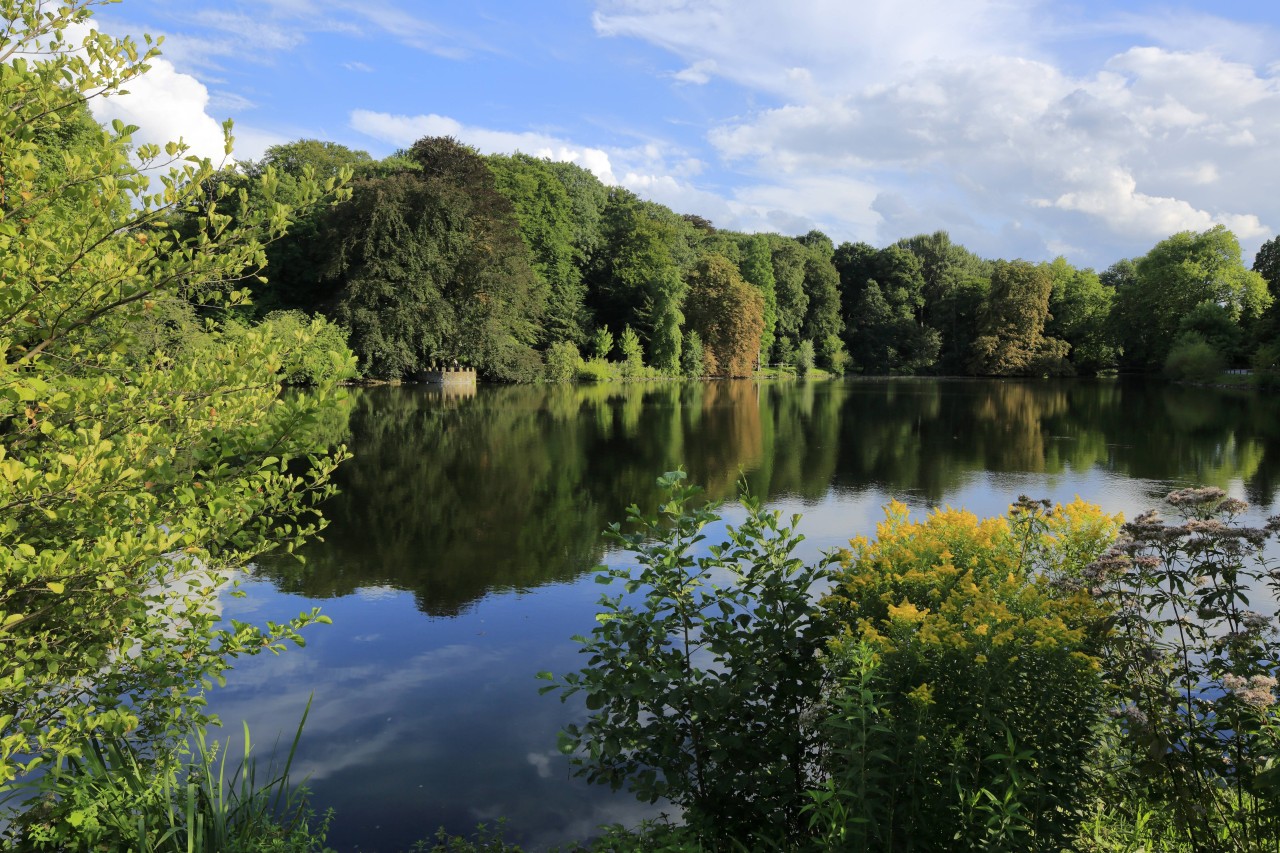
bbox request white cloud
[590,1,1280,262]
[88,53,231,163]
[343,60,374,72]
[673,58,717,85]
[349,110,620,184]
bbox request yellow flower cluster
[825,498,1120,705]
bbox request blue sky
[88,0,1280,268]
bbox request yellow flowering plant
[818,497,1121,851]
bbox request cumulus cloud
[88,54,231,162]
[590,0,1280,262]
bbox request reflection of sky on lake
[204,379,1280,852]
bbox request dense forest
[207,136,1279,384]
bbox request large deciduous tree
[488,153,590,347]
[239,139,377,313]
[685,255,764,377]
[587,191,686,371]
[1042,257,1120,374]
[0,0,347,786]
[769,237,809,363]
[327,137,545,380]
[738,234,778,360]
[836,243,938,374]
[969,260,1069,375]
[1114,226,1270,370]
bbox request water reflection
[258,379,1280,618]
[228,378,1280,851]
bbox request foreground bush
[542,472,835,847]
[0,0,347,791]
[1084,487,1280,850]
[818,498,1120,851]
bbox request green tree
[232,139,375,313]
[0,0,346,787]
[590,326,614,361]
[970,260,1069,376]
[543,473,835,846]
[685,255,765,377]
[1042,257,1119,374]
[326,137,545,380]
[800,248,844,370]
[488,153,589,346]
[896,231,992,373]
[1251,235,1280,352]
[738,234,779,361]
[769,237,809,363]
[836,243,938,374]
[618,324,644,376]
[588,191,686,369]
[1114,226,1270,370]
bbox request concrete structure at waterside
[418,363,477,388]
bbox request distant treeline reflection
[255,379,1280,616]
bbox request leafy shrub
[680,330,705,378]
[618,325,644,378]
[542,472,836,847]
[491,345,545,384]
[819,334,849,375]
[260,311,358,385]
[792,340,815,376]
[576,358,621,383]
[544,341,581,383]
[1163,332,1225,381]
[1253,341,1280,390]
[1083,487,1280,848]
[818,497,1119,851]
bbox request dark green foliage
[738,234,778,359]
[837,243,940,374]
[896,231,993,373]
[1251,236,1280,355]
[587,191,687,366]
[326,138,544,380]
[1163,333,1226,381]
[488,153,590,346]
[1177,301,1245,365]
[1254,342,1280,389]
[970,260,1069,376]
[545,160,610,268]
[543,472,836,848]
[769,237,810,363]
[240,140,376,313]
[1042,258,1120,374]
[799,249,843,370]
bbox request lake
[206,377,1280,852]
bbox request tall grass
[1,699,329,852]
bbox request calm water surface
[207,378,1280,852]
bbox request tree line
[216,136,1278,383]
